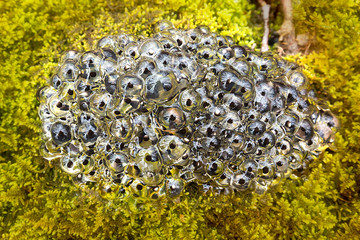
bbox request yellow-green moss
[1,0,360,239]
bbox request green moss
[1,0,360,239]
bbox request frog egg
[165,178,185,198]
[155,50,173,70]
[221,93,243,112]
[139,39,163,58]
[200,136,221,152]
[157,107,186,132]
[172,32,188,49]
[179,89,201,112]
[89,92,112,116]
[242,138,258,154]
[125,163,141,178]
[299,133,322,152]
[276,139,293,155]
[42,139,63,160]
[217,46,234,61]
[119,75,144,97]
[64,141,82,157]
[50,75,63,90]
[215,168,233,187]
[315,110,339,143]
[79,65,102,84]
[94,137,113,155]
[215,35,228,47]
[210,90,226,103]
[256,81,276,99]
[38,22,339,198]
[287,71,308,89]
[259,112,276,128]
[217,146,235,161]
[186,42,199,53]
[287,149,305,170]
[145,70,179,103]
[196,47,218,65]
[78,122,99,145]
[273,155,288,174]
[51,122,72,146]
[77,112,95,124]
[218,69,255,101]
[76,80,94,98]
[153,20,175,33]
[134,146,163,173]
[124,42,140,59]
[193,170,212,184]
[80,51,103,70]
[257,131,276,149]
[239,159,258,176]
[104,73,119,95]
[78,154,95,174]
[60,156,81,175]
[282,86,300,106]
[231,59,251,76]
[277,113,300,135]
[118,57,135,73]
[116,33,134,50]
[106,152,129,173]
[135,126,159,148]
[109,118,133,141]
[199,34,217,47]
[197,123,219,138]
[232,172,252,191]
[141,171,165,187]
[128,179,148,198]
[206,160,225,177]
[175,55,201,76]
[136,58,157,79]
[208,105,226,122]
[158,135,190,166]
[97,35,117,50]
[247,120,266,137]
[59,82,77,102]
[83,168,102,182]
[158,37,177,50]
[258,159,275,180]
[295,118,314,141]
[100,58,117,76]
[198,71,217,90]
[38,104,54,121]
[58,60,79,82]
[48,95,71,117]
[256,56,277,74]
[112,96,141,115]
[102,48,118,62]
[229,134,245,151]
[41,122,53,141]
[232,45,247,58]
[193,25,210,35]
[221,111,241,130]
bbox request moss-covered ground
[1,0,360,239]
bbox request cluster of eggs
[37,20,338,199]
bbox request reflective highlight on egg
[38,20,338,199]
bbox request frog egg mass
[37,20,338,199]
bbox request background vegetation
[0,0,359,239]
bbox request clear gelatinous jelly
[38,20,338,199]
